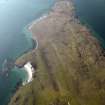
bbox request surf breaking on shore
[21,12,53,85]
[21,13,49,86]
[22,62,35,85]
[16,0,75,85]
[29,15,48,30]
[9,0,105,105]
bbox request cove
[0,0,55,105]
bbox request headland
[9,0,105,105]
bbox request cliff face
[9,1,105,105]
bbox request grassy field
[9,0,105,105]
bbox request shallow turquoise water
[0,0,55,105]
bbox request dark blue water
[0,0,55,105]
[74,0,105,47]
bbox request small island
[9,0,105,105]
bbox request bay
[0,0,55,105]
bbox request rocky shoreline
[15,0,78,67]
[9,0,105,105]
[15,0,103,67]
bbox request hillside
[9,0,105,105]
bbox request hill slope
[9,0,105,105]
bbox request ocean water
[0,0,55,105]
[74,0,105,47]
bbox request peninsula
[9,0,105,105]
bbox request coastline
[14,1,56,85]
[28,14,48,30]
[0,1,56,105]
[15,15,49,85]
[22,62,35,86]
[15,0,103,85]
[15,0,101,83]
[9,0,105,105]
[23,0,105,58]
[76,15,105,48]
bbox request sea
[74,0,105,48]
[0,0,55,105]
[0,0,105,105]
